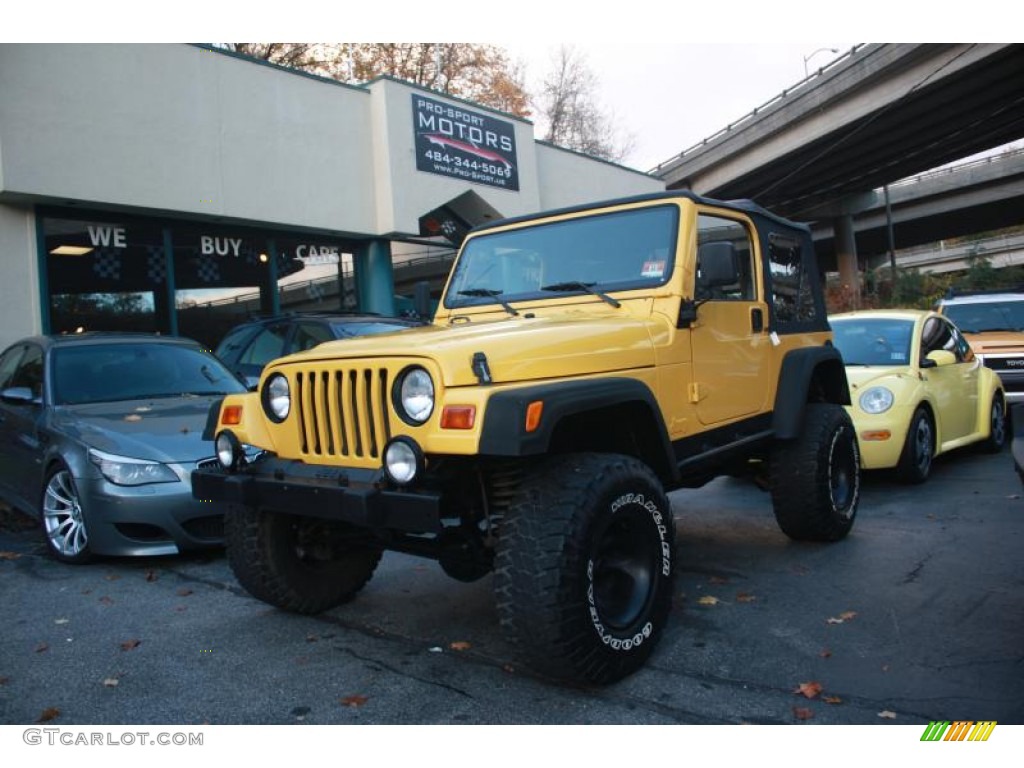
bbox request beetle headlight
[859,386,894,414]
[395,367,434,425]
[263,373,290,422]
[88,449,179,486]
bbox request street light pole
[803,47,839,77]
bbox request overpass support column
[834,214,860,308]
[354,239,396,316]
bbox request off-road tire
[981,395,1006,454]
[896,407,934,484]
[225,504,382,614]
[769,404,860,542]
[494,453,676,685]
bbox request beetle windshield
[831,318,914,366]
[53,343,246,405]
[444,205,678,310]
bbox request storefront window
[43,217,163,335]
[274,237,354,312]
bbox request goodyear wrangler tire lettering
[769,403,860,542]
[493,453,676,685]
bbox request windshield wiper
[457,289,519,317]
[541,281,621,308]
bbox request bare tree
[537,45,634,163]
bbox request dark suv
[214,314,422,388]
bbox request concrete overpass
[811,147,1024,268]
[653,43,1024,288]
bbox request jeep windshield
[444,204,678,310]
[942,300,1024,333]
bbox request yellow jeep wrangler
[193,191,858,684]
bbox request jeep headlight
[859,386,894,414]
[263,373,290,422]
[395,367,434,425]
[89,449,179,486]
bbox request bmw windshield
[444,205,679,310]
[52,343,246,405]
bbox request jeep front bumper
[191,457,442,534]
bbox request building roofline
[190,44,371,95]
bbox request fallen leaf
[502,664,516,674]
[449,641,471,651]
[709,575,730,585]
[120,639,141,651]
[145,570,158,582]
[99,596,113,606]
[793,681,823,699]
[306,634,319,643]
[35,642,49,653]
[174,606,187,613]
[823,695,843,704]
[819,648,833,659]
[792,707,815,721]
[0,676,10,685]
[838,611,858,621]
[0,551,21,561]
[340,694,368,708]
[697,595,720,606]
[36,707,60,723]
[881,664,890,672]
[54,618,70,625]
[736,592,756,603]
[176,587,193,597]
[428,646,443,653]
[104,574,121,581]
[124,414,142,422]
[878,710,897,719]
[102,677,119,687]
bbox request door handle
[751,308,764,333]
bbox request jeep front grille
[294,368,391,459]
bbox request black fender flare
[477,377,677,480]
[772,346,851,440]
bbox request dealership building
[0,44,662,351]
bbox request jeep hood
[278,312,658,387]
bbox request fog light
[383,437,424,486]
[215,430,245,472]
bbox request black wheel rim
[913,417,933,475]
[592,511,658,631]
[830,428,859,514]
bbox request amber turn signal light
[525,400,544,433]
[440,405,476,429]
[222,405,243,425]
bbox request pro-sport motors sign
[413,94,519,191]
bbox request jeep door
[689,212,772,425]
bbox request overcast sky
[505,42,858,172]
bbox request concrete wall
[0,204,41,347]
[535,143,662,210]
[0,44,377,233]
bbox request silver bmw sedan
[0,333,248,562]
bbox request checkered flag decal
[197,254,220,284]
[92,250,122,281]
[146,246,166,284]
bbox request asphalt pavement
[1,445,1021,725]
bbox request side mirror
[1,386,38,405]
[924,350,957,368]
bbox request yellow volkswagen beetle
[829,309,1006,483]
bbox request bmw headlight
[395,367,434,425]
[859,386,894,414]
[88,449,179,486]
[263,373,291,422]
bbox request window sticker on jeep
[641,261,665,279]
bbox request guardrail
[649,44,867,174]
[889,145,1024,189]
